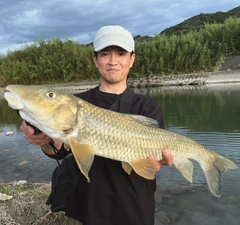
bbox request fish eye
[47,92,56,98]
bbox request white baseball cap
[93,25,135,52]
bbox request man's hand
[149,150,173,172]
[20,121,63,155]
[159,150,173,167]
[20,121,51,146]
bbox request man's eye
[101,52,109,57]
[119,52,126,56]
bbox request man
[21,25,173,225]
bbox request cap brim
[94,41,133,52]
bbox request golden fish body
[4,85,238,197]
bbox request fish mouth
[4,87,25,110]
[4,86,40,129]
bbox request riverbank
[0,182,65,225]
[1,70,240,96]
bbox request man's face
[93,46,135,84]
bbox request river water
[0,83,240,225]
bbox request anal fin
[174,158,193,183]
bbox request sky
[0,0,239,55]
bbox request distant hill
[160,6,240,36]
[133,6,240,41]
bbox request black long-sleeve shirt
[48,86,164,225]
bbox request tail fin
[204,154,238,198]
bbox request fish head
[4,85,79,141]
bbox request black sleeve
[143,98,164,129]
[131,94,164,129]
[42,143,71,160]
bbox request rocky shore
[1,70,240,97]
[1,181,239,225]
[154,184,240,225]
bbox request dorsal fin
[129,114,159,127]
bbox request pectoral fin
[69,138,95,182]
[174,158,193,183]
[129,158,159,180]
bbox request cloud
[0,0,239,55]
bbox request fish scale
[80,109,160,160]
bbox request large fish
[4,85,238,197]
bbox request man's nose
[108,54,118,65]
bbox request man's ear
[93,56,98,68]
[130,53,136,68]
